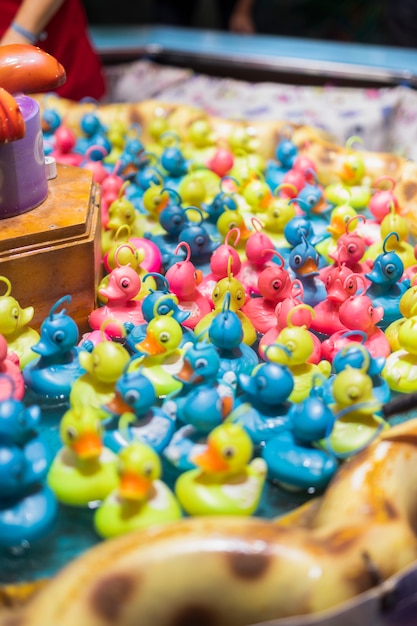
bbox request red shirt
[1,0,106,101]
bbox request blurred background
[83,0,394,46]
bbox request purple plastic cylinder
[0,94,48,219]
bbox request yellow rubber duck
[0,276,39,368]
[175,423,267,516]
[94,442,182,539]
[266,323,331,403]
[385,279,417,351]
[47,406,119,507]
[383,315,417,393]
[134,314,185,398]
[69,339,131,417]
[320,366,388,457]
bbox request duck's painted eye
[286,341,296,353]
[11,307,19,320]
[212,287,220,301]
[385,263,396,275]
[125,390,140,405]
[157,303,170,316]
[159,331,170,343]
[223,446,235,459]
[121,278,131,289]
[346,279,355,291]
[273,210,280,218]
[293,254,302,265]
[272,279,282,290]
[195,358,208,369]
[142,462,154,477]
[235,289,244,301]
[66,425,78,441]
[53,330,65,344]
[347,244,356,254]
[195,235,205,246]
[256,376,267,390]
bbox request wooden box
[0,164,102,333]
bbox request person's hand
[1,27,35,46]
[229,10,255,34]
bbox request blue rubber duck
[262,383,339,492]
[163,340,235,427]
[144,197,190,268]
[365,232,410,330]
[265,136,298,191]
[162,341,235,475]
[168,208,220,273]
[288,234,326,307]
[202,185,238,237]
[226,360,294,447]
[102,362,176,454]
[22,296,85,402]
[0,393,57,548]
[207,292,259,387]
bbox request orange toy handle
[0,44,66,94]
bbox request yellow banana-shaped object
[4,418,417,626]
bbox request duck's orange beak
[221,396,234,418]
[119,472,151,500]
[175,359,202,383]
[72,432,102,460]
[297,257,318,276]
[327,215,347,238]
[136,330,166,355]
[193,443,229,473]
[153,190,170,215]
[105,391,132,415]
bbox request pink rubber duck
[369,176,401,223]
[0,333,24,401]
[242,250,293,334]
[88,259,145,339]
[321,275,391,362]
[236,217,276,297]
[319,216,373,283]
[50,124,83,167]
[312,259,359,337]
[199,228,242,304]
[165,242,213,329]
